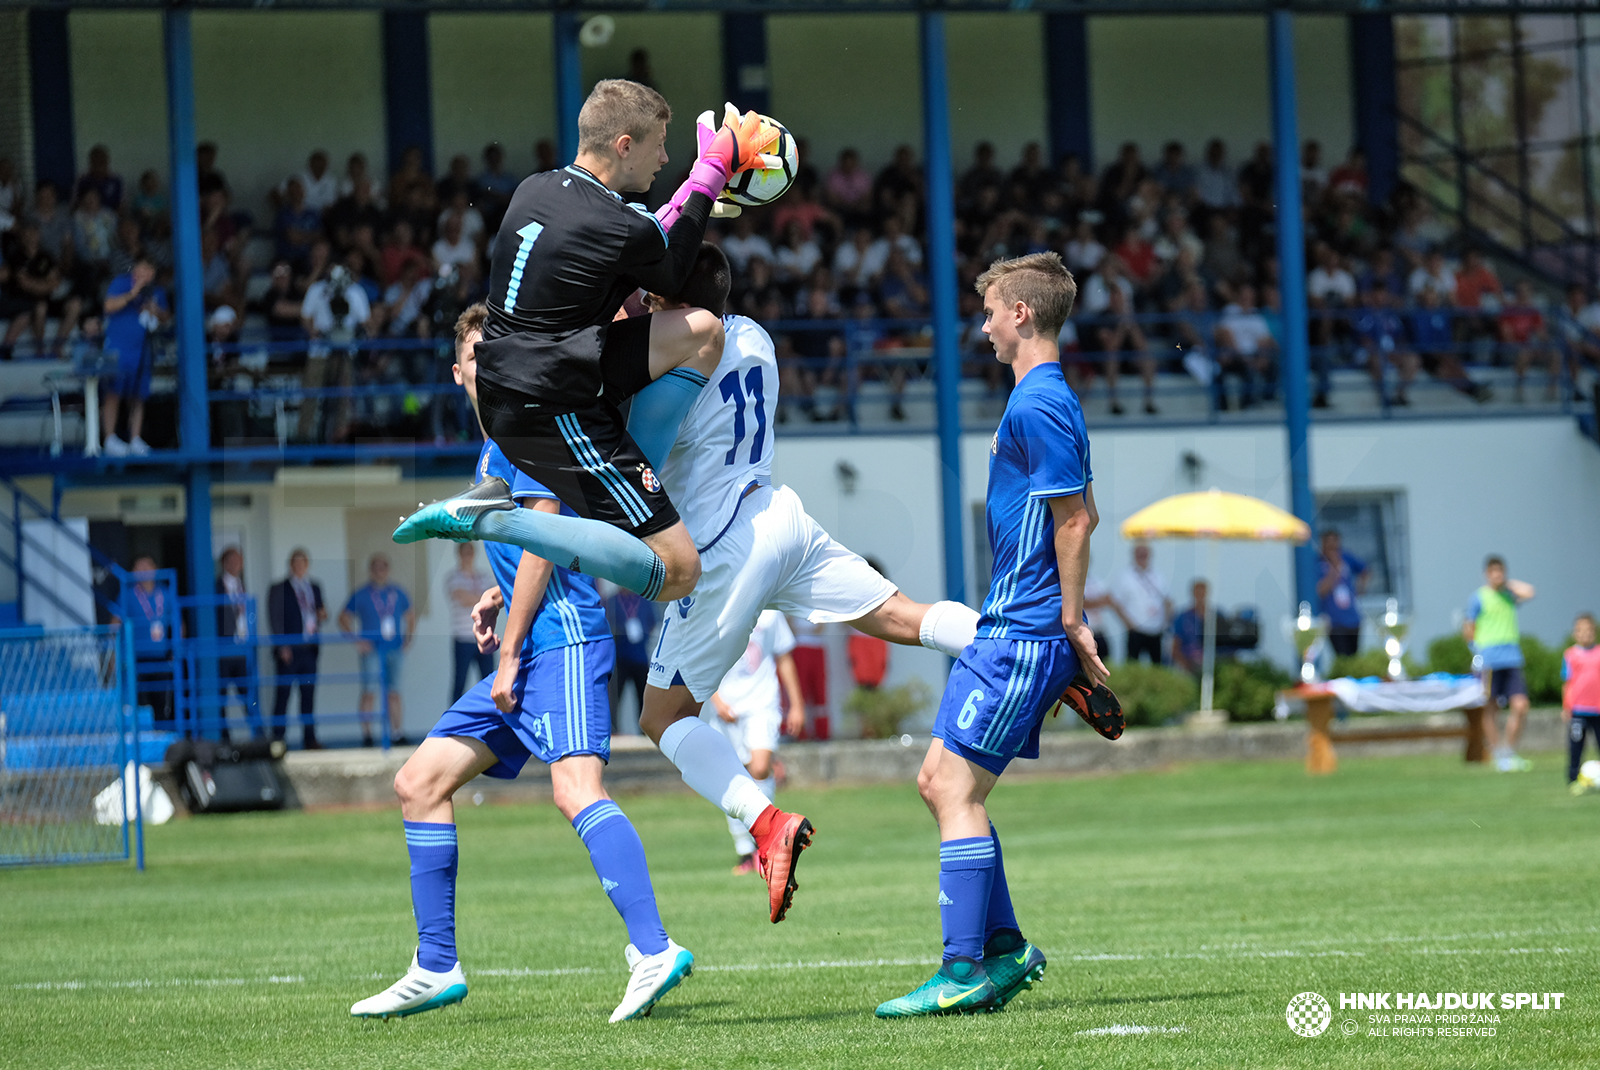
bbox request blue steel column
[1350,13,1399,207]
[1044,13,1093,172]
[553,11,583,164]
[920,13,964,606]
[27,10,75,197]
[1269,10,1317,609]
[165,9,217,709]
[722,14,770,116]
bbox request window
[1315,490,1411,614]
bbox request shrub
[1214,658,1294,722]
[1093,661,1198,727]
[1426,633,1474,675]
[1522,635,1566,705]
[846,679,933,738]
[1330,649,1427,680]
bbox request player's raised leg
[549,755,694,1022]
[350,736,493,1019]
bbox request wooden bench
[1297,687,1487,775]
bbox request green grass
[4,752,1598,1068]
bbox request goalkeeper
[407,79,777,603]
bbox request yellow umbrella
[1119,489,1309,717]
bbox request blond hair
[975,252,1077,338]
[578,79,672,157]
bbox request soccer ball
[719,115,798,208]
[1574,759,1600,795]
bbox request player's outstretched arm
[847,591,980,657]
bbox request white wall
[430,14,557,181]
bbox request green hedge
[1419,632,1566,704]
[1092,661,1198,727]
[1213,659,1295,722]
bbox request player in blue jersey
[876,253,1112,1018]
[351,305,692,1024]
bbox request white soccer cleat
[609,939,694,1023]
[350,952,468,1019]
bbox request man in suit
[215,546,262,740]
[268,547,327,749]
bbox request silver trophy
[1292,601,1329,684]
[1379,597,1410,680]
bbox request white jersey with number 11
[658,314,777,548]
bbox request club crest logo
[990,431,999,455]
[1286,992,1333,1037]
[640,466,661,493]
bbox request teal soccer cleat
[392,477,515,544]
[874,958,998,1018]
[350,953,468,1019]
[981,932,1047,1008]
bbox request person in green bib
[1464,555,1537,772]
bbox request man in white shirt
[864,215,923,274]
[1214,283,1280,410]
[1194,139,1240,212]
[431,212,478,270]
[721,214,775,273]
[1407,250,1456,302]
[444,542,494,700]
[1111,543,1171,663]
[288,150,339,214]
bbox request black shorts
[477,373,680,540]
[1484,665,1527,708]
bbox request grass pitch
[4,750,1597,1069]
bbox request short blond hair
[578,79,672,156]
[975,252,1077,338]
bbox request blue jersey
[476,441,609,658]
[344,583,411,650]
[978,363,1092,640]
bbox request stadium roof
[4,0,1595,16]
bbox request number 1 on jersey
[718,368,767,466]
[502,221,545,312]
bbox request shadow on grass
[1068,988,1248,1008]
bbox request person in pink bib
[1563,612,1600,785]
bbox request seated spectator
[1558,283,1600,377]
[129,170,168,238]
[1407,249,1455,301]
[869,214,922,270]
[1124,178,1164,241]
[201,186,247,261]
[1153,209,1203,267]
[379,220,428,287]
[1064,218,1106,275]
[0,156,17,230]
[722,213,775,274]
[337,152,375,202]
[1199,213,1242,283]
[197,228,235,310]
[382,258,433,338]
[72,187,118,275]
[731,256,784,322]
[1113,226,1158,292]
[1408,285,1489,402]
[1351,288,1418,406]
[825,148,873,226]
[287,150,338,214]
[1301,139,1328,204]
[110,217,149,280]
[474,142,518,231]
[1152,140,1197,203]
[957,142,1003,212]
[1195,139,1240,216]
[1171,580,1210,675]
[431,211,478,270]
[325,178,386,251]
[1097,142,1146,226]
[878,246,928,319]
[794,266,842,322]
[75,144,124,212]
[249,261,307,342]
[1214,282,1279,410]
[532,139,558,174]
[1009,141,1050,213]
[873,145,923,217]
[273,178,321,270]
[388,145,434,214]
[1498,280,1560,402]
[28,181,72,260]
[1078,256,1154,415]
[770,179,839,247]
[2,223,79,355]
[1327,147,1369,200]
[1307,242,1356,357]
[1359,247,1405,298]
[772,220,822,286]
[1454,249,1502,311]
[435,154,474,205]
[1237,142,1274,211]
[196,141,228,198]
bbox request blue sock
[573,800,669,956]
[404,821,458,971]
[475,508,667,599]
[984,822,1020,944]
[938,836,996,963]
[625,368,708,470]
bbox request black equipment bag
[165,739,288,814]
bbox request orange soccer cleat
[750,806,815,923]
[1054,672,1125,740]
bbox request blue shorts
[932,637,1078,776]
[428,639,615,778]
[1484,665,1526,707]
[106,347,151,400]
[359,648,404,693]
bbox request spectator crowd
[5,122,1598,447]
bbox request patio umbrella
[1120,489,1310,716]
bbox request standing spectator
[299,261,370,442]
[1194,139,1240,216]
[267,548,325,749]
[1563,613,1600,786]
[215,545,262,740]
[1464,555,1536,773]
[606,587,658,735]
[1315,529,1369,657]
[340,553,414,747]
[444,543,494,701]
[99,255,169,456]
[124,554,176,724]
[1498,280,1561,402]
[787,616,831,739]
[1170,580,1209,676]
[825,148,873,227]
[75,145,124,212]
[1112,543,1172,663]
[1083,569,1115,661]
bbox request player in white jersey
[705,610,806,873]
[632,244,985,923]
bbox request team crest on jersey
[479,452,491,481]
[676,596,694,620]
[640,466,660,493]
[990,431,999,455]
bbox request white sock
[657,718,773,826]
[920,600,981,656]
[729,817,756,857]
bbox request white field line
[11,940,1587,992]
[1076,1024,1189,1036]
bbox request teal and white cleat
[981,933,1047,1008]
[392,477,515,544]
[350,953,468,1019]
[874,958,998,1018]
[610,939,695,1022]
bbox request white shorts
[704,706,781,765]
[648,484,897,700]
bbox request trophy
[1292,601,1329,684]
[1379,597,1409,680]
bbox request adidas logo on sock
[602,878,619,892]
[938,891,954,906]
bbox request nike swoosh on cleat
[1013,950,1032,965]
[937,985,987,1009]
